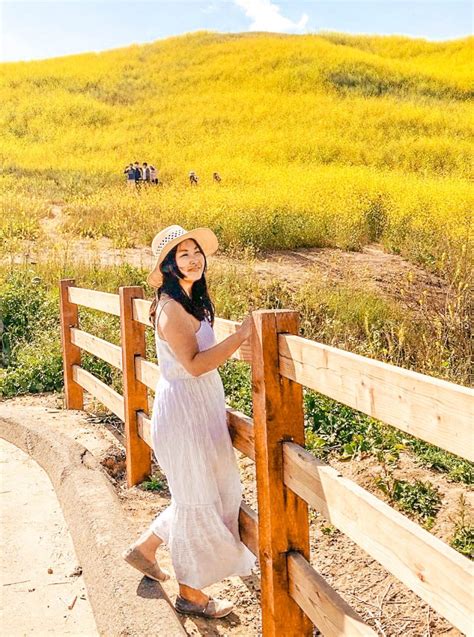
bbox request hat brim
[147,227,219,288]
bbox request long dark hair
[149,239,215,329]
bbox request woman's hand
[238,315,253,343]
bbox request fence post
[251,310,312,637]
[119,286,151,487]
[59,279,84,410]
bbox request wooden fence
[59,279,474,637]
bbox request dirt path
[29,204,451,316]
[0,436,98,636]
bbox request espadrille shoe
[174,595,233,618]
[122,545,170,582]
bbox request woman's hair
[149,239,215,330]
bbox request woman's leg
[132,528,164,561]
[178,583,209,606]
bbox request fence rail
[279,334,473,461]
[59,279,474,637]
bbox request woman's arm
[159,300,252,377]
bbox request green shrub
[219,360,252,416]
[451,524,474,558]
[406,438,474,485]
[374,472,442,527]
[0,271,57,366]
[141,475,165,491]
[304,390,401,462]
[0,332,63,395]
[0,271,62,395]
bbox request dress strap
[155,298,173,330]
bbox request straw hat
[147,224,219,287]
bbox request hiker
[134,161,143,185]
[150,165,158,185]
[124,164,135,188]
[189,171,199,186]
[143,162,151,184]
[213,172,221,183]
[122,224,255,619]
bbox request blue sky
[1,1,472,62]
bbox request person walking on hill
[143,162,151,184]
[150,165,158,185]
[189,171,199,186]
[122,224,255,618]
[124,164,135,188]
[133,161,143,186]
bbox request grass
[450,495,474,558]
[141,476,165,492]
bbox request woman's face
[175,239,205,282]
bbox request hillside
[1,31,473,275]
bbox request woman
[122,224,256,619]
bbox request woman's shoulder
[157,295,187,319]
[155,296,184,337]
[158,294,179,311]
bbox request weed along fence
[59,278,474,637]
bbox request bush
[0,334,63,395]
[374,471,442,528]
[0,271,56,366]
[0,271,62,395]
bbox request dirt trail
[32,204,450,316]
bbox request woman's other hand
[238,315,253,343]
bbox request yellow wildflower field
[1,31,472,277]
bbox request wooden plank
[120,287,151,488]
[279,334,474,462]
[214,318,253,362]
[288,552,376,637]
[283,442,474,635]
[135,357,160,391]
[70,328,122,369]
[252,310,312,637]
[227,409,255,461]
[137,411,152,447]
[68,286,120,316]
[238,501,258,557]
[72,365,124,420]
[59,280,84,410]
[132,298,152,327]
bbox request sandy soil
[0,436,98,636]
[2,394,471,637]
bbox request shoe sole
[174,605,233,619]
[122,550,170,583]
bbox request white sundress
[148,301,256,589]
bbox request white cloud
[234,0,309,33]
